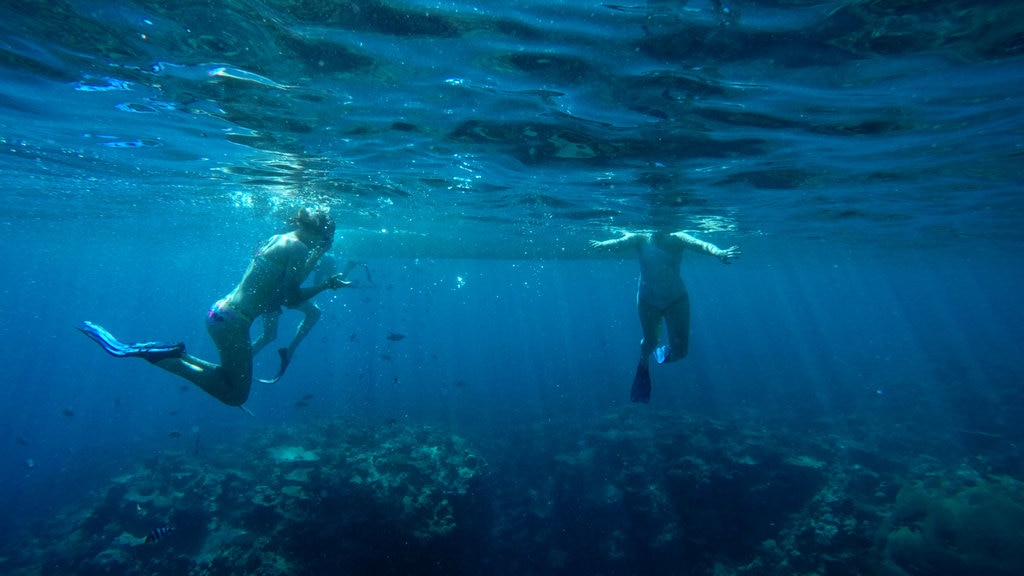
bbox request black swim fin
[78,321,184,364]
[631,362,651,404]
[258,347,292,384]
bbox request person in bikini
[251,254,369,383]
[80,208,351,407]
[590,228,740,403]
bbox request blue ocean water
[1,1,1023,574]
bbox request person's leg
[254,301,322,385]
[632,299,663,403]
[283,300,321,361]
[637,299,663,367]
[150,354,221,392]
[661,291,691,363]
[205,318,252,406]
[152,318,252,406]
[251,312,280,356]
[79,318,252,407]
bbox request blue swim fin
[631,362,651,403]
[78,321,184,364]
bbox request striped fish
[144,526,174,543]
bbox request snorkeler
[590,229,740,403]
[79,208,352,407]
[252,255,370,384]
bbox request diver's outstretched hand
[590,232,638,251]
[589,239,619,249]
[325,273,352,290]
[717,246,741,264]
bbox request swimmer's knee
[217,371,251,406]
[221,389,250,407]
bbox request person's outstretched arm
[589,232,643,251]
[284,245,352,307]
[672,232,741,263]
[288,273,348,305]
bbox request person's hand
[306,243,328,264]
[326,273,351,290]
[717,246,741,264]
[589,240,605,249]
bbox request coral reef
[879,470,1024,576]
[0,419,485,575]
[1,409,1019,575]
[485,410,899,575]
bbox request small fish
[145,526,174,543]
[386,332,405,341]
[15,435,29,446]
[61,407,75,418]
[168,431,182,439]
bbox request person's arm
[295,244,328,283]
[589,232,643,251]
[287,272,350,306]
[672,232,741,264]
[281,243,351,307]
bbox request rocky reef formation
[1,419,486,575]
[2,409,1020,575]
[879,468,1024,575]
[476,410,1022,576]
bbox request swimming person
[590,229,740,403]
[252,255,367,384]
[79,208,352,407]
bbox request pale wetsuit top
[637,235,686,311]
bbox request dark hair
[292,207,335,238]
